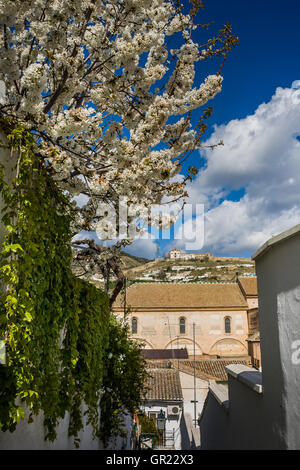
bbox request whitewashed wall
[199,225,300,450]
[0,405,132,450]
[140,402,183,450]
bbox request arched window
[225,317,231,334]
[132,317,138,334]
[179,317,186,334]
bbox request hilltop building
[168,248,211,261]
[167,247,252,263]
[114,277,258,358]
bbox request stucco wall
[255,229,300,449]
[0,405,131,450]
[198,386,230,450]
[247,298,259,309]
[0,406,101,450]
[179,371,206,450]
[179,371,208,420]
[199,226,300,450]
[200,371,283,450]
[118,309,249,357]
[180,412,200,450]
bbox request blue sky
[194,0,300,127]
[123,0,300,259]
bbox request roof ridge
[127,281,238,287]
[116,281,250,308]
[238,275,257,279]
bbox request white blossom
[0,1,234,246]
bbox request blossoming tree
[0,0,238,444]
[0,0,237,291]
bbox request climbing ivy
[99,316,147,446]
[0,122,147,446]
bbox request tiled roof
[144,368,183,401]
[145,361,173,369]
[173,359,250,381]
[115,283,248,308]
[142,349,188,360]
[238,277,258,297]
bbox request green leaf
[24,311,33,322]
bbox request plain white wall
[200,227,300,450]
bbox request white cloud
[123,238,159,259]
[72,230,101,243]
[74,84,300,258]
[292,80,300,89]
[183,83,300,255]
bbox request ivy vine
[0,122,146,447]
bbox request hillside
[124,255,256,283]
[119,250,152,270]
[75,250,256,285]
[71,248,151,280]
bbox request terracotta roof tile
[142,349,188,360]
[238,277,258,297]
[115,283,248,308]
[172,359,250,381]
[144,368,183,401]
[145,361,173,369]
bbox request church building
[114,277,258,358]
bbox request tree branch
[71,239,125,307]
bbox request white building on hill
[168,248,211,261]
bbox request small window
[225,317,231,334]
[179,317,185,334]
[132,317,138,334]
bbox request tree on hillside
[0,0,237,289]
[157,269,167,280]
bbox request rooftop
[142,349,188,360]
[252,223,300,260]
[238,276,258,297]
[144,368,183,401]
[173,359,250,381]
[145,361,173,369]
[115,282,248,309]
